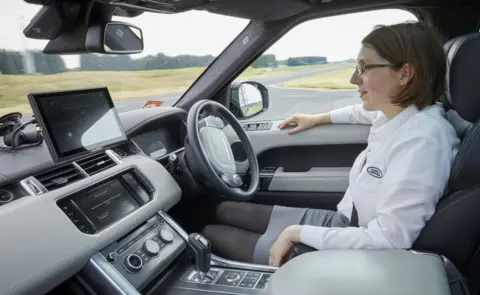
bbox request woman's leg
[215,201,274,234]
[201,202,349,264]
[200,201,274,263]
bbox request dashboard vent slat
[34,164,85,192]
[76,152,117,176]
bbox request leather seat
[410,32,480,295]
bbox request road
[22,65,361,122]
[113,65,360,122]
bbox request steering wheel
[185,99,260,201]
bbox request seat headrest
[445,33,480,123]
[446,33,480,192]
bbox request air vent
[76,152,117,176]
[35,164,85,191]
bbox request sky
[1,1,417,68]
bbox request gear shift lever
[187,233,214,281]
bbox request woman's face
[350,45,409,112]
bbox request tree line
[0,49,67,75]
[0,49,327,75]
[252,54,327,68]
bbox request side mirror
[229,81,269,119]
[86,21,144,54]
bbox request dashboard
[0,103,190,295]
[0,106,188,206]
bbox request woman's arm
[327,104,381,125]
[278,104,379,135]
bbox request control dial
[159,229,174,243]
[124,254,143,273]
[226,273,241,282]
[143,240,160,256]
[106,252,116,263]
[0,190,14,204]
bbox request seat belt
[350,153,367,227]
[350,204,359,227]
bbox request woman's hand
[277,113,318,135]
[269,225,303,267]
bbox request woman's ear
[399,63,415,86]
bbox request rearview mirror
[86,21,144,54]
[228,81,269,119]
[104,22,143,53]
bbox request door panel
[223,120,369,209]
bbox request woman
[201,21,460,267]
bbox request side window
[236,9,417,122]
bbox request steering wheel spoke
[198,115,226,130]
[220,173,243,188]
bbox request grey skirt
[252,205,350,265]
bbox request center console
[80,214,186,292]
[76,209,277,295]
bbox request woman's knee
[201,224,218,242]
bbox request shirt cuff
[329,105,354,124]
[300,225,329,250]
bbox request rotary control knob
[225,273,241,282]
[106,252,117,263]
[0,190,14,204]
[159,229,174,243]
[124,254,143,273]
[143,240,160,256]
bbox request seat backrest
[413,32,480,295]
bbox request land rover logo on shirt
[366,166,383,178]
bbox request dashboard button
[159,229,174,243]
[143,240,160,256]
[117,245,128,255]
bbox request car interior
[1,0,480,295]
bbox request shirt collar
[370,104,420,140]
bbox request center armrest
[268,249,451,295]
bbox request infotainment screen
[28,87,127,163]
[71,179,140,231]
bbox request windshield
[0,2,249,116]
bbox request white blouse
[299,103,460,250]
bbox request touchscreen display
[72,179,139,231]
[28,88,127,162]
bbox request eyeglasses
[355,63,402,75]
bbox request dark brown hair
[362,21,446,110]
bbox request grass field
[279,67,356,91]
[0,63,355,114]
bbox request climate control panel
[100,214,186,290]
